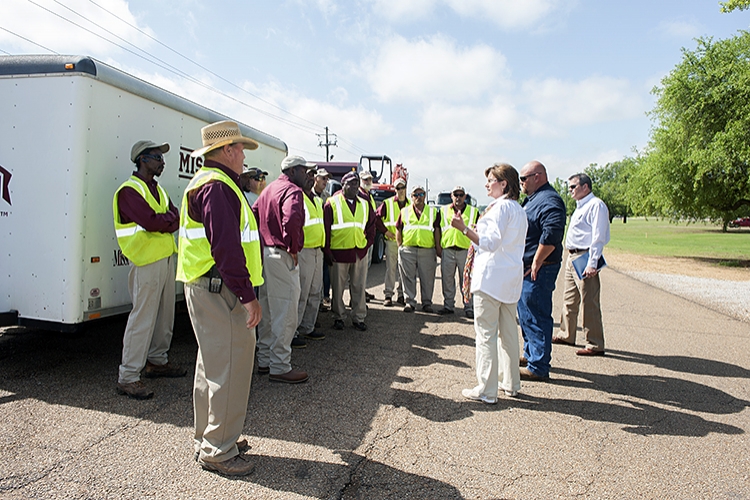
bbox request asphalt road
[0,262,748,499]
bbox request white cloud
[0,0,154,55]
[658,19,702,39]
[370,0,572,29]
[522,76,646,132]
[367,35,508,103]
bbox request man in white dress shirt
[552,173,610,356]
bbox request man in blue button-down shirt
[517,161,567,381]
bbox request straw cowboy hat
[190,120,259,158]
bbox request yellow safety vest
[113,175,177,266]
[328,193,368,250]
[176,167,263,287]
[383,196,410,241]
[440,205,479,249]
[401,205,437,248]
[303,194,325,249]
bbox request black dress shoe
[291,337,307,349]
[352,321,367,331]
[333,319,344,330]
[437,307,454,315]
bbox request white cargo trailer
[0,55,288,330]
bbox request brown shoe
[194,439,251,462]
[576,348,605,356]
[551,336,575,346]
[116,380,154,400]
[519,356,528,367]
[520,367,549,381]
[269,368,309,384]
[199,454,255,476]
[144,361,187,378]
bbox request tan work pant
[557,253,605,351]
[257,247,301,375]
[118,255,175,384]
[186,278,255,464]
[398,245,436,308]
[296,247,323,335]
[331,256,368,323]
[440,247,471,312]
[383,239,403,300]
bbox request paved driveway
[0,263,748,499]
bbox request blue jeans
[517,263,561,378]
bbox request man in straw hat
[177,120,263,476]
[253,155,316,383]
[113,140,186,401]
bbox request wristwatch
[462,227,469,235]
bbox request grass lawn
[607,217,750,263]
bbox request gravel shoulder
[606,249,750,323]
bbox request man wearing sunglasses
[438,186,479,318]
[517,161,566,382]
[239,166,268,206]
[113,140,186,400]
[396,185,441,313]
[553,173,610,356]
[375,177,409,306]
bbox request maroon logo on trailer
[0,166,11,206]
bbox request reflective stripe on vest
[112,176,177,266]
[401,205,437,248]
[303,194,325,248]
[440,205,479,249]
[383,197,409,241]
[176,167,263,287]
[329,193,368,250]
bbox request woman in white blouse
[450,163,528,404]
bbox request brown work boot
[144,361,187,378]
[116,380,154,400]
[199,454,255,476]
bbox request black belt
[568,248,588,254]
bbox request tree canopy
[720,0,750,13]
[635,32,750,230]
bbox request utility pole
[317,126,337,161]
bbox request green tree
[551,178,575,215]
[720,0,750,13]
[639,32,750,231]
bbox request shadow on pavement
[604,349,750,378]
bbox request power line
[0,26,59,54]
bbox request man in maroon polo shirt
[113,140,186,401]
[253,155,316,383]
[324,172,376,331]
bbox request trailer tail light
[65,63,74,70]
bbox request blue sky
[2,0,748,202]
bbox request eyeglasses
[396,187,406,190]
[568,184,578,190]
[452,192,465,197]
[519,172,539,182]
[412,192,426,198]
[141,154,163,162]
[253,176,266,181]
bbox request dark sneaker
[396,296,405,305]
[383,297,393,307]
[365,292,375,302]
[352,321,367,331]
[199,454,255,476]
[304,330,325,340]
[333,319,345,330]
[465,310,474,319]
[422,304,435,313]
[437,307,454,315]
[403,304,414,313]
[143,361,187,378]
[291,337,307,349]
[269,368,309,384]
[116,381,154,400]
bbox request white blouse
[470,196,528,303]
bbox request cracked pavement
[1,262,749,498]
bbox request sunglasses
[519,172,539,182]
[568,184,578,190]
[253,175,266,181]
[452,192,465,197]
[141,154,163,162]
[412,192,426,198]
